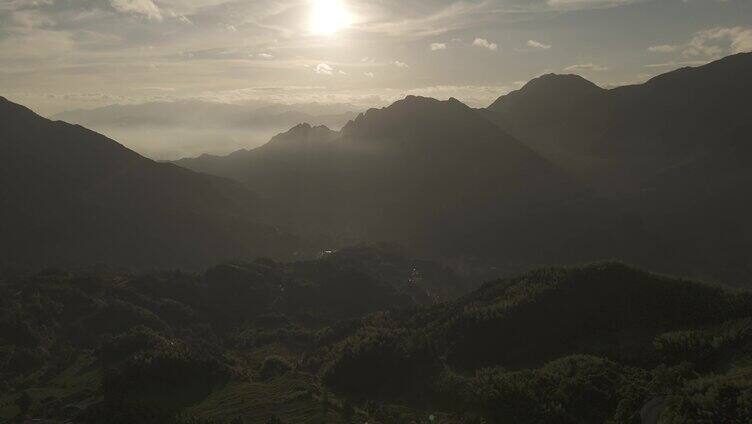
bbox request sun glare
[309,0,351,35]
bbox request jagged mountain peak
[262,122,339,150]
[341,95,497,142]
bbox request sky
[1,0,751,117]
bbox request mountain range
[1,52,752,424]
[54,100,357,131]
[483,52,752,283]
[0,97,302,269]
[176,52,752,285]
[2,52,751,285]
[483,52,752,192]
[175,95,612,268]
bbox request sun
[309,0,351,35]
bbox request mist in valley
[53,100,359,160]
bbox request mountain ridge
[479,52,752,285]
[0,96,303,269]
[488,73,605,112]
[175,93,617,271]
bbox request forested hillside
[2,258,750,423]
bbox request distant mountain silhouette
[177,95,628,267]
[0,97,301,268]
[54,100,357,130]
[484,52,752,190]
[51,100,358,159]
[483,52,752,284]
[3,54,749,284]
[176,54,752,285]
[482,74,610,180]
[488,73,604,113]
[175,123,341,183]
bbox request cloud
[396,84,515,107]
[358,1,490,39]
[644,60,711,69]
[315,63,334,75]
[3,0,746,124]
[110,0,162,21]
[473,38,498,51]
[564,63,609,72]
[684,27,752,58]
[393,60,409,68]
[546,0,643,9]
[643,27,752,63]
[356,0,643,41]
[648,44,677,53]
[181,84,514,111]
[527,40,552,50]
[311,63,348,76]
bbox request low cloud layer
[53,99,360,160]
[564,63,609,72]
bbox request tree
[16,391,32,418]
[342,399,355,421]
[266,415,283,424]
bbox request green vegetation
[0,246,450,423]
[309,262,752,423]
[1,259,751,423]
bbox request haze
[4,0,752,422]
[2,0,751,157]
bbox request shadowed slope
[0,97,299,269]
[176,96,590,260]
[481,53,752,285]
